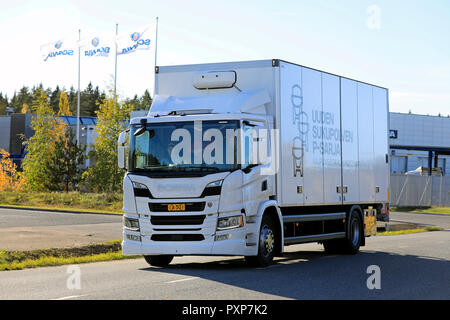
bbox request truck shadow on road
[139,250,450,299]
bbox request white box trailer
[119,59,389,267]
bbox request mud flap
[364,207,377,237]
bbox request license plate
[168,203,186,211]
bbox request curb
[392,211,450,217]
[0,205,122,216]
[376,221,430,232]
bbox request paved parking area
[0,208,123,251]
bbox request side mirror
[118,146,126,169]
[118,131,128,169]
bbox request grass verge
[391,206,450,215]
[0,191,123,214]
[377,226,443,236]
[0,240,139,271]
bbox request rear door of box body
[373,87,389,203]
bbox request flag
[40,39,76,62]
[78,36,112,58]
[116,24,152,55]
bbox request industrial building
[389,112,450,176]
[0,113,97,167]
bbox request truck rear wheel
[144,255,174,267]
[245,215,276,267]
[323,207,362,255]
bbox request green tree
[9,92,18,113]
[49,85,61,113]
[21,89,59,191]
[86,93,133,192]
[68,86,77,115]
[15,86,33,113]
[125,94,140,110]
[0,93,7,115]
[140,89,152,110]
[49,128,86,192]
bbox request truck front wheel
[245,215,276,267]
[144,255,174,267]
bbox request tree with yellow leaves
[0,149,24,191]
[21,103,30,114]
[58,91,71,116]
[21,89,60,191]
[53,91,71,141]
[22,89,87,191]
[86,93,133,192]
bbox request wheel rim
[351,218,360,246]
[259,225,274,258]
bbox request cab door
[241,121,273,216]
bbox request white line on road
[165,277,197,284]
[50,294,88,300]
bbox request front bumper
[122,195,257,257]
[122,227,252,256]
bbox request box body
[155,59,390,208]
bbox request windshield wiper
[178,166,220,172]
[133,165,227,174]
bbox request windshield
[129,120,240,176]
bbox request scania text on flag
[40,39,75,62]
[116,24,153,55]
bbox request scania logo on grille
[157,184,192,192]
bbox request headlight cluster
[201,180,223,197]
[124,217,140,231]
[132,181,152,198]
[217,215,244,231]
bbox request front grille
[151,215,206,225]
[149,202,206,212]
[151,234,205,241]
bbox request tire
[144,255,174,267]
[323,207,362,255]
[245,215,277,267]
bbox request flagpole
[153,17,159,100]
[76,29,81,146]
[114,23,118,96]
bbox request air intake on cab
[193,71,236,90]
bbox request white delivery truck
[118,59,390,267]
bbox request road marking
[51,294,88,300]
[418,256,444,261]
[165,277,197,284]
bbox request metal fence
[390,174,450,207]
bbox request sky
[0,0,449,115]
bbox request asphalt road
[0,208,122,250]
[0,230,448,300]
[390,211,450,230]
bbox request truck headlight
[131,181,152,198]
[124,217,140,231]
[217,215,244,231]
[202,180,223,197]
